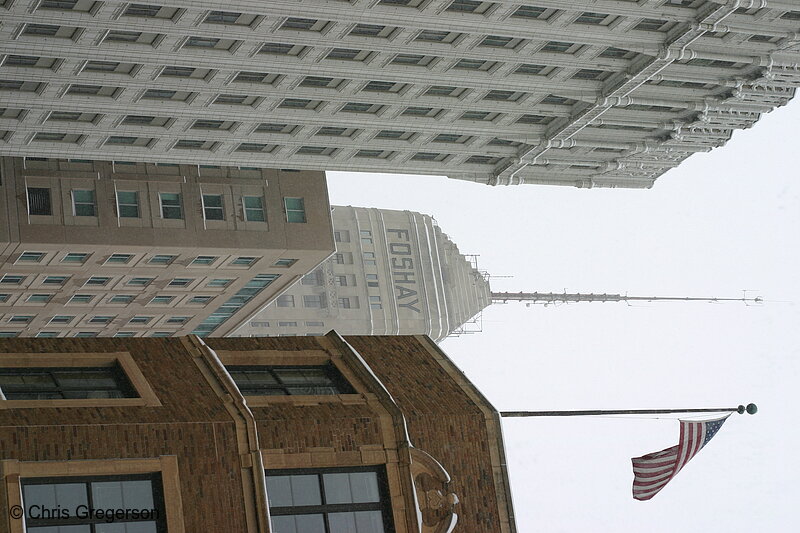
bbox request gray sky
[326,97,800,532]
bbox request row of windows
[0,312,193,325]
[0,330,182,338]
[274,294,382,310]
[250,321,325,328]
[7,251,293,270]
[13,467,391,533]
[25,186,305,223]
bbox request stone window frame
[0,456,185,533]
[215,349,366,407]
[0,352,161,409]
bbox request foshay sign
[387,229,421,314]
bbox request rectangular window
[189,296,214,304]
[334,275,348,287]
[148,254,177,265]
[284,197,306,223]
[306,321,324,327]
[333,230,350,243]
[166,316,190,324]
[62,252,89,263]
[128,316,152,324]
[8,315,34,324]
[85,276,111,286]
[363,252,377,266]
[69,294,94,304]
[27,187,52,215]
[274,258,297,268]
[159,192,183,219]
[168,278,194,287]
[88,315,115,324]
[106,253,134,264]
[243,195,266,222]
[150,295,175,304]
[301,272,321,286]
[266,467,392,533]
[49,315,74,325]
[116,190,140,218]
[276,295,295,307]
[109,295,135,304]
[18,251,46,263]
[72,189,97,217]
[303,295,326,308]
[192,255,218,266]
[127,277,154,287]
[26,294,52,303]
[338,297,351,309]
[202,194,225,220]
[369,296,383,310]
[278,321,298,327]
[0,275,26,285]
[207,278,234,288]
[0,365,136,399]
[360,230,373,244]
[227,364,355,396]
[20,474,167,531]
[232,257,258,266]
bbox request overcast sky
[326,97,800,532]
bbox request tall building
[0,157,334,338]
[0,333,517,533]
[234,206,491,342]
[0,1,798,188]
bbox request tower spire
[490,292,762,306]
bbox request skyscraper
[1,1,798,188]
[234,206,491,342]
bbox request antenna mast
[490,292,762,306]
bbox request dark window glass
[0,365,136,400]
[21,473,167,531]
[27,187,52,215]
[266,467,392,533]
[227,365,354,396]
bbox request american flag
[631,415,730,501]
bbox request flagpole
[500,403,757,417]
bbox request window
[243,196,266,222]
[127,277,154,287]
[26,294,52,303]
[369,296,383,310]
[189,295,214,305]
[159,192,182,219]
[201,194,225,220]
[192,255,218,266]
[366,274,379,288]
[20,474,167,531]
[284,197,306,223]
[114,332,136,337]
[266,467,392,533]
[207,278,233,288]
[302,272,321,286]
[306,321,324,327]
[116,191,140,218]
[106,253,134,264]
[17,251,45,263]
[360,230,373,244]
[128,316,152,324]
[278,321,298,327]
[69,294,94,304]
[168,278,194,287]
[276,295,295,307]
[71,189,96,216]
[334,230,350,243]
[85,276,111,286]
[0,365,136,399]
[166,316,190,324]
[62,252,89,263]
[0,294,10,303]
[27,187,52,215]
[36,332,60,338]
[334,275,348,287]
[228,364,354,396]
[0,275,25,285]
[109,294,135,304]
[148,254,176,265]
[88,315,115,324]
[303,295,326,308]
[363,252,376,266]
[232,257,258,266]
[9,315,34,324]
[149,295,175,304]
[274,258,297,268]
[49,315,74,325]
[338,297,353,309]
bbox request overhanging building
[0,1,798,189]
[234,206,491,342]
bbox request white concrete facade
[233,206,491,342]
[0,1,798,188]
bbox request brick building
[0,333,516,532]
[0,157,334,338]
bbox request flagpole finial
[737,403,758,414]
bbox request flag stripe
[631,416,729,501]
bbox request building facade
[0,333,517,533]
[0,1,798,188]
[0,157,334,338]
[233,206,491,342]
